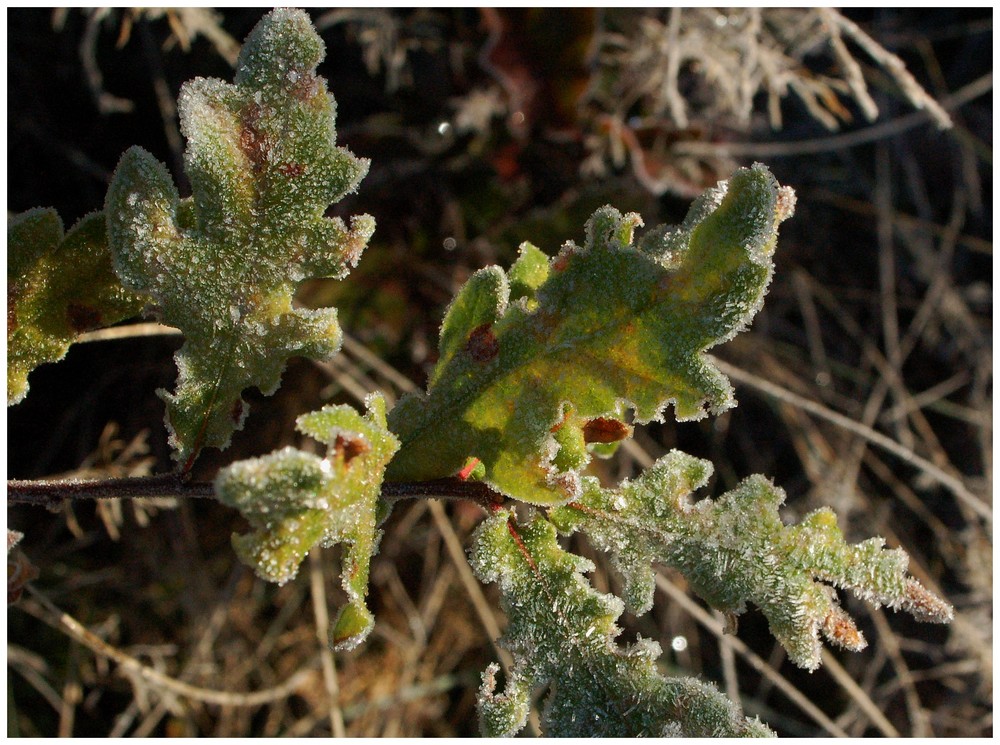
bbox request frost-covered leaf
[387,164,794,504]
[8,209,145,405]
[215,393,399,650]
[469,510,773,737]
[549,450,955,670]
[105,9,374,467]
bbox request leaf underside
[105,8,374,467]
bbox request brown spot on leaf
[239,104,270,173]
[278,162,306,178]
[582,417,631,444]
[466,323,500,363]
[334,435,370,466]
[66,303,102,332]
[822,606,866,651]
[552,249,572,272]
[288,69,320,101]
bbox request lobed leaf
[469,510,773,737]
[105,9,374,467]
[549,450,955,670]
[215,393,399,651]
[8,209,145,405]
[387,164,795,504]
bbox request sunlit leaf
[470,510,773,737]
[105,9,374,467]
[387,164,794,504]
[549,450,954,670]
[215,393,399,650]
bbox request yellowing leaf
[388,164,794,504]
[8,209,144,405]
[215,393,399,651]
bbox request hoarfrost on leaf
[8,209,145,405]
[548,449,954,670]
[387,163,792,504]
[469,510,773,737]
[216,393,399,651]
[105,8,374,468]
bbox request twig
[712,356,991,522]
[382,478,506,512]
[20,585,318,708]
[8,473,506,513]
[8,473,214,508]
[673,72,990,158]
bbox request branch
[382,478,506,512]
[7,473,213,508]
[7,474,505,512]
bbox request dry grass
[7,8,991,737]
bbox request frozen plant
[8,9,955,737]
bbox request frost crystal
[216,393,399,651]
[549,450,954,670]
[469,511,773,737]
[8,210,145,405]
[387,164,791,504]
[105,9,374,467]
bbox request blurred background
[7,8,992,736]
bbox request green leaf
[387,164,794,504]
[105,8,374,467]
[469,510,773,737]
[215,393,399,651]
[549,450,955,670]
[8,209,145,405]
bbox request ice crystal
[105,9,374,466]
[548,450,954,670]
[470,510,773,737]
[215,393,399,650]
[388,163,792,504]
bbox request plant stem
[382,478,506,512]
[7,474,214,508]
[7,474,505,512]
